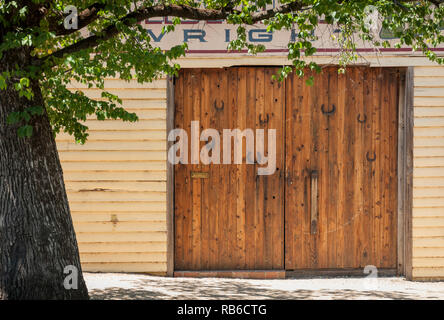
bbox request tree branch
[37,2,304,64]
[429,0,444,6]
[47,3,107,36]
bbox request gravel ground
[84,273,444,300]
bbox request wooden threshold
[286,268,398,279]
[174,269,398,279]
[174,270,286,279]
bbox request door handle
[310,170,318,235]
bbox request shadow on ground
[88,276,442,300]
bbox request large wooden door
[174,66,399,272]
[174,67,285,270]
[285,67,399,270]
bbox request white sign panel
[142,17,444,56]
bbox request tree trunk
[0,50,89,299]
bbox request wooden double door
[174,67,399,272]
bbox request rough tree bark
[0,48,89,299]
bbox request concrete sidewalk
[84,273,444,300]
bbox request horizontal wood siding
[57,78,168,274]
[55,58,444,280]
[413,66,444,280]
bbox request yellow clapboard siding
[58,78,169,274]
[414,67,444,77]
[74,88,166,99]
[414,77,444,87]
[120,109,166,120]
[412,207,444,217]
[76,232,166,242]
[70,201,166,212]
[65,181,166,192]
[80,252,166,263]
[415,107,444,117]
[63,171,166,181]
[74,221,167,233]
[57,141,166,151]
[81,262,166,273]
[81,120,166,131]
[413,187,444,198]
[68,191,166,201]
[413,227,444,237]
[62,161,166,171]
[59,151,166,161]
[414,87,444,97]
[413,237,444,247]
[74,221,166,232]
[414,147,444,157]
[82,109,166,121]
[78,242,166,253]
[413,66,444,277]
[414,167,444,177]
[414,117,444,127]
[413,198,444,207]
[414,127,444,137]
[413,217,444,227]
[412,258,444,267]
[414,97,444,107]
[412,268,444,279]
[413,247,444,257]
[414,137,444,147]
[119,99,166,109]
[414,157,444,167]
[57,130,166,142]
[74,98,167,109]
[413,177,444,187]
[67,79,167,89]
[72,212,166,222]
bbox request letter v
[147,29,166,42]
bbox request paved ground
[84,273,444,300]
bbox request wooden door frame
[166,76,175,276]
[166,67,414,278]
[397,67,414,279]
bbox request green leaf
[306,76,314,86]
[17,125,33,138]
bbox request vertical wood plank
[309,69,320,269]
[255,68,266,268]
[226,67,238,269]
[174,72,184,270]
[174,69,185,270]
[388,69,399,268]
[404,67,414,280]
[183,69,194,269]
[191,69,202,270]
[327,67,339,268]
[353,67,365,267]
[397,68,406,275]
[236,67,247,269]
[317,68,329,268]
[302,71,313,269]
[200,69,211,270]
[372,67,383,267]
[343,67,356,268]
[245,67,257,269]
[270,68,285,269]
[208,69,220,269]
[335,69,347,269]
[361,68,374,268]
[166,76,175,276]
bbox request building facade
[59,19,444,281]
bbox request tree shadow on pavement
[88,277,442,300]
